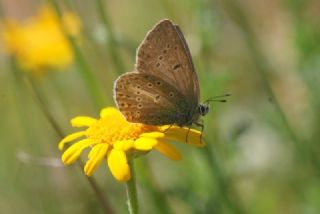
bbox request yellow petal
[107,149,131,182]
[159,125,171,130]
[100,107,120,118]
[155,140,182,161]
[123,140,135,151]
[61,139,93,164]
[140,132,165,139]
[58,131,86,150]
[134,137,158,151]
[113,141,125,150]
[71,116,97,127]
[113,140,135,151]
[84,144,109,176]
[163,126,205,147]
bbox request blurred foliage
[1,0,320,213]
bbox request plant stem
[223,0,296,140]
[136,158,173,214]
[10,59,40,152]
[126,156,139,214]
[28,77,114,214]
[95,0,125,75]
[49,0,106,109]
[10,59,114,214]
[220,0,320,169]
[77,160,114,214]
[202,146,245,214]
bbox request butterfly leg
[194,119,204,143]
[185,127,191,143]
[162,124,173,133]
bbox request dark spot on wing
[173,64,181,70]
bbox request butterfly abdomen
[172,106,199,127]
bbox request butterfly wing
[114,72,193,125]
[135,19,200,108]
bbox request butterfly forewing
[114,19,203,127]
[174,25,200,100]
[135,19,200,108]
[114,72,193,125]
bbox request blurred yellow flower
[59,107,205,182]
[1,6,81,74]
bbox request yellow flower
[1,5,81,74]
[59,107,205,182]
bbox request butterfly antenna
[204,93,231,104]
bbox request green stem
[222,0,295,139]
[10,59,114,214]
[95,0,125,75]
[77,160,114,214]
[202,146,245,214]
[221,0,320,169]
[126,156,139,214]
[10,59,40,152]
[49,0,106,109]
[29,80,113,214]
[136,158,173,214]
[24,77,65,137]
[29,79,113,214]
[9,61,63,213]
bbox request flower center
[86,116,157,145]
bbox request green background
[1,0,320,213]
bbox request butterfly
[114,19,213,128]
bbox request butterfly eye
[162,49,167,54]
[137,103,143,109]
[158,56,163,60]
[156,63,160,67]
[136,97,142,102]
[199,104,209,116]
[156,81,162,86]
[147,83,153,88]
[169,92,174,97]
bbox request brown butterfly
[114,19,220,128]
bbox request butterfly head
[198,103,210,116]
[197,94,231,118]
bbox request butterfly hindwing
[114,72,193,125]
